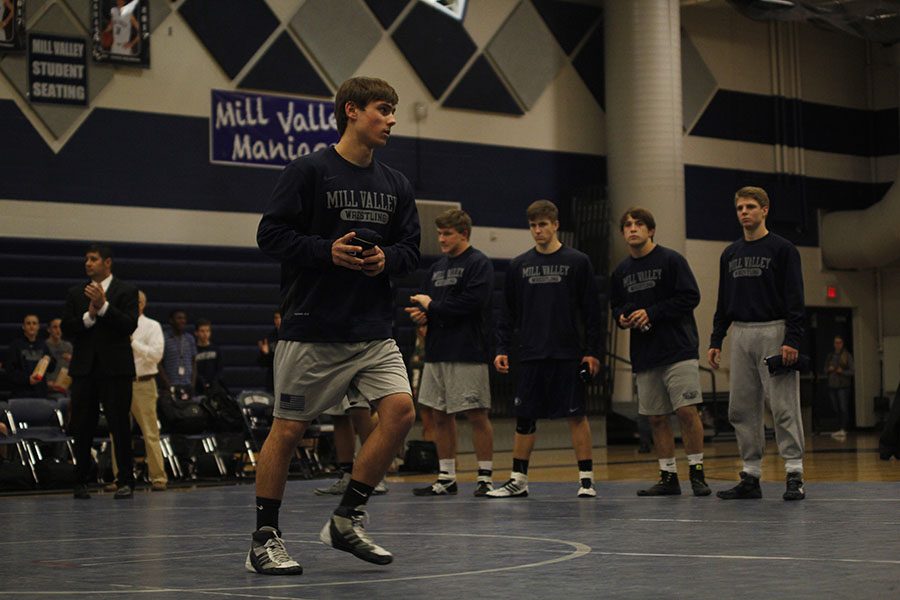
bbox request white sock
[784,459,803,474]
[439,459,456,479]
[687,453,703,466]
[742,460,762,478]
[659,457,677,473]
[477,460,493,472]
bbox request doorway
[803,307,854,433]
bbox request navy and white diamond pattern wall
[2,0,720,143]
[1,0,171,141]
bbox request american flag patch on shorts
[279,394,306,411]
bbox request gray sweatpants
[728,320,804,476]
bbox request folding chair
[6,398,76,487]
[7,398,76,463]
[235,390,329,477]
[1,408,39,486]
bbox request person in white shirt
[109,289,167,491]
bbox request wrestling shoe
[689,464,712,497]
[245,526,303,575]
[782,472,806,501]
[637,470,681,496]
[320,507,393,565]
[473,479,493,497]
[412,479,457,496]
[314,472,350,496]
[373,478,389,495]
[485,477,528,498]
[577,483,597,498]
[716,472,762,499]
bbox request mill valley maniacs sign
[210,89,338,168]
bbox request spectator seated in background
[256,310,280,393]
[158,309,197,394]
[45,317,73,396]
[5,314,54,399]
[195,318,223,394]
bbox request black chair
[6,398,76,487]
[236,390,328,477]
[1,407,39,486]
[236,390,276,468]
[7,398,76,463]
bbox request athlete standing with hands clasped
[611,208,711,497]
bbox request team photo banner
[28,33,87,106]
[92,0,150,67]
[0,0,25,51]
[210,89,338,169]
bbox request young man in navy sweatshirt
[249,77,421,575]
[405,209,496,497]
[489,200,602,499]
[708,186,806,501]
[611,208,710,497]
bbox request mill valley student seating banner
[28,33,87,106]
[210,89,339,169]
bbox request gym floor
[0,432,897,599]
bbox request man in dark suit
[62,243,138,499]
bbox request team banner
[210,89,339,169]
[91,0,150,66]
[0,0,26,51]
[28,34,88,106]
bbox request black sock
[513,458,529,476]
[338,478,375,509]
[339,462,353,475]
[256,496,281,531]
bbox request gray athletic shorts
[418,362,491,414]
[636,359,702,416]
[273,339,411,421]
[322,389,372,417]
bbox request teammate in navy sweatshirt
[248,77,421,576]
[405,209,495,498]
[489,200,602,499]
[708,186,806,501]
[610,207,710,497]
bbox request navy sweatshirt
[423,246,493,364]
[5,335,54,398]
[610,245,700,372]
[257,147,421,342]
[497,246,602,361]
[710,232,804,349]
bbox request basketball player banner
[210,89,339,169]
[91,0,150,66]
[0,0,26,51]
[27,34,88,106]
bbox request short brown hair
[734,186,770,209]
[334,77,399,136]
[526,199,558,223]
[619,207,656,232]
[435,209,472,239]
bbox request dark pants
[828,387,851,431]
[70,375,134,487]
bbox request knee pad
[516,418,537,435]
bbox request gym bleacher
[0,237,281,393]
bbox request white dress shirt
[82,274,114,328]
[132,314,165,377]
